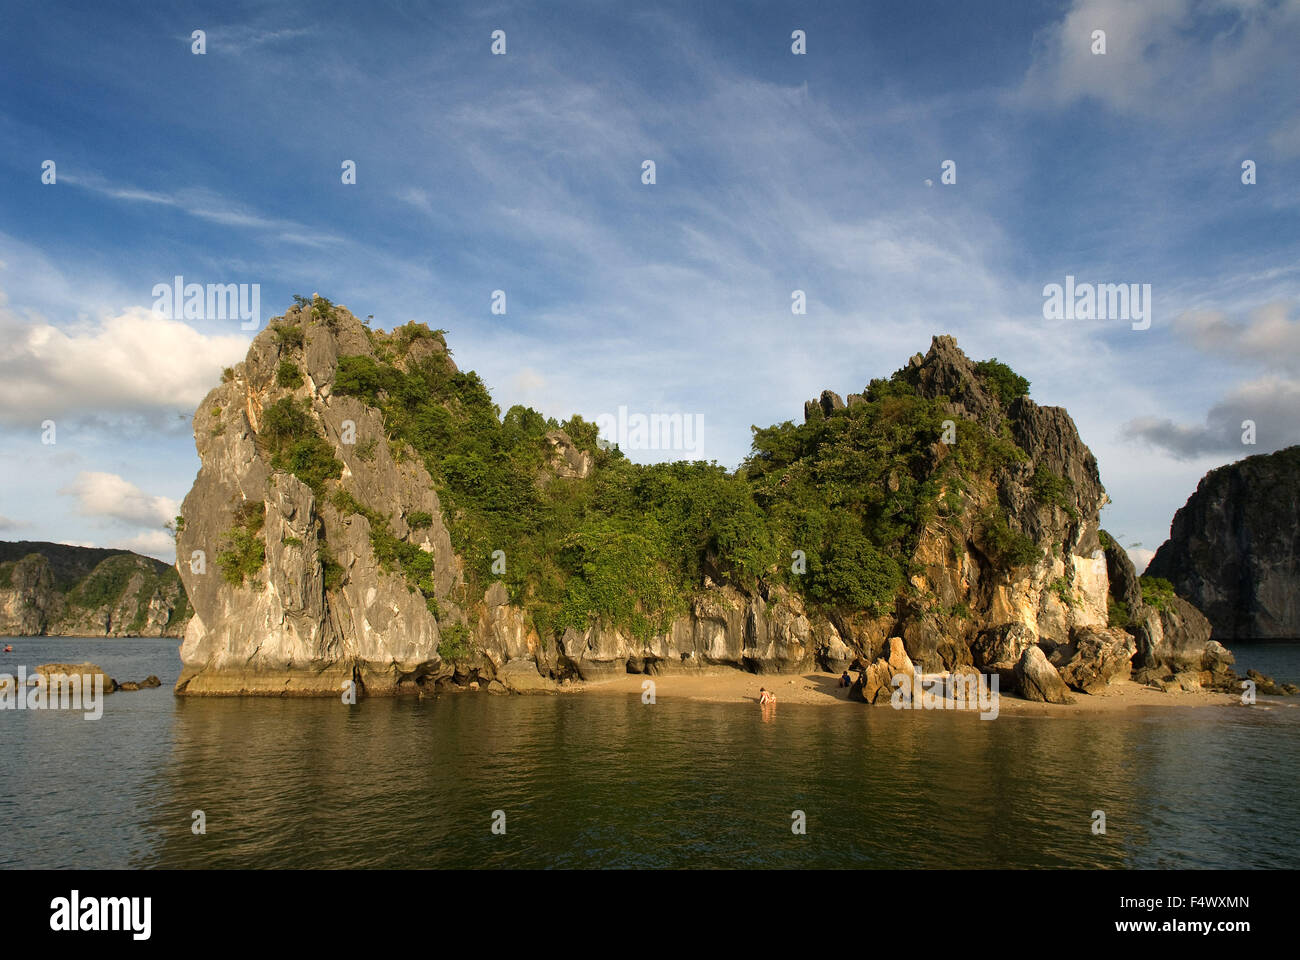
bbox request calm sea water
[2,637,1298,869]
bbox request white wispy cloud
[60,172,340,244]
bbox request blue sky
[1,0,1297,568]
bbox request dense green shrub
[979,508,1041,568]
[318,545,344,590]
[271,322,304,348]
[276,360,303,388]
[1030,464,1078,519]
[216,501,266,586]
[438,622,472,660]
[259,397,341,495]
[1108,596,1131,628]
[1140,575,1178,613]
[974,359,1030,405]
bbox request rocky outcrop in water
[0,543,189,638]
[1146,446,1300,641]
[171,301,1167,699]
[175,304,463,696]
[1095,531,1287,694]
[0,663,162,695]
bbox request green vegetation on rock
[1139,575,1178,613]
[438,622,472,661]
[270,321,304,348]
[318,545,344,591]
[973,358,1030,405]
[259,397,342,496]
[978,507,1042,569]
[216,501,266,586]
[325,336,1040,641]
[1030,464,1078,520]
[68,554,138,609]
[276,360,303,388]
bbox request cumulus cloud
[1123,376,1300,458]
[0,304,249,428]
[1019,0,1300,118]
[59,472,179,527]
[1173,301,1300,374]
[114,529,176,562]
[1127,547,1155,575]
[1122,302,1300,458]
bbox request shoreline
[5,635,1289,713]
[563,669,1258,715]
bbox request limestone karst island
[130,296,1289,706]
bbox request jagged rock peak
[802,335,1019,427]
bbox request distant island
[166,296,1294,701]
[1148,445,1300,642]
[0,541,189,638]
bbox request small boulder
[851,658,897,705]
[1014,646,1075,704]
[35,662,116,694]
[1245,669,1292,696]
[498,658,557,694]
[1058,628,1135,694]
[973,623,1036,687]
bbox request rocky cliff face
[1098,533,1241,693]
[175,302,463,695]
[0,542,189,637]
[177,301,1173,699]
[1147,446,1300,640]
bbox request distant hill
[0,541,190,637]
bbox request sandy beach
[566,668,1261,715]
